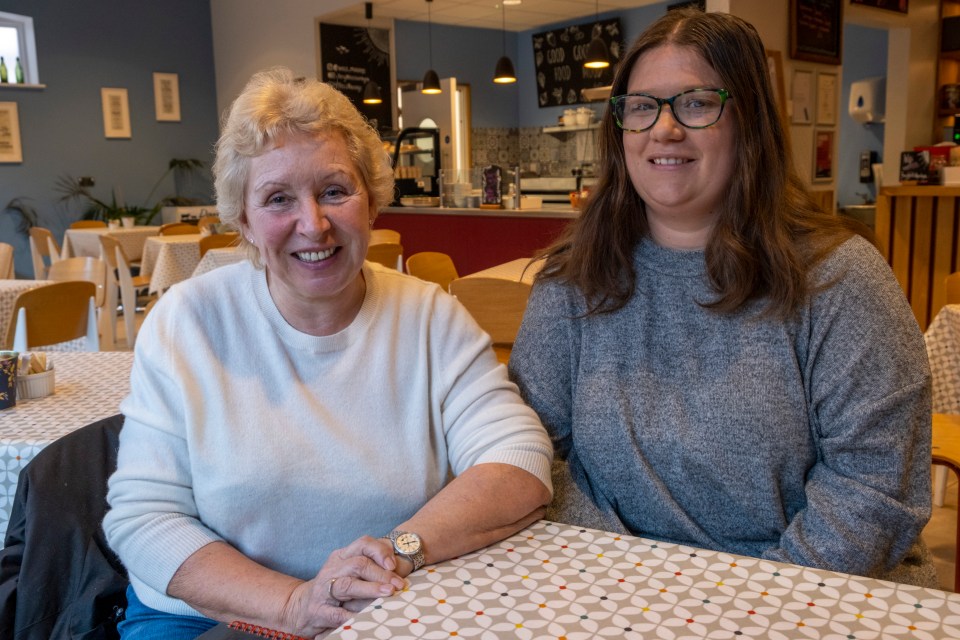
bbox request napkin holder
[17,367,55,400]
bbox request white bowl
[16,368,54,400]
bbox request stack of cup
[0,351,18,410]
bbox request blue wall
[838,23,887,207]
[0,0,219,277]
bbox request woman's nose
[300,199,332,235]
[650,104,684,141]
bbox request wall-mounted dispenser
[849,77,885,125]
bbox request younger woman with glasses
[510,8,936,586]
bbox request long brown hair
[538,9,857,318]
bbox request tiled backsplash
[470,126,598,177]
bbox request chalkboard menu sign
[318,22,393,131]
[532,18,622,108]
[789,0,843,65]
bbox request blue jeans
[118,585,218,640]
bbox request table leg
[932,457,960,591]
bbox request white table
[0,350,134,535]
[140,234,203,293]
[465,257,544,283]
[927,304,960,414]
[0,280,52,347]
[330,519,960,640]
[192,247,245,278]
[62,226,160,261]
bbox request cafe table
[192,246,245,278]
[329,519,960,640]
[62,225,160,261]
[0,350,133,536]
[0,279,52,346]
[140,233,204,294]
[464,257,544,283]
[926,304,960,415]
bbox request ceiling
[322,0,664,32]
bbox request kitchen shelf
[0,83,46,91]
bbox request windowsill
[0,83,45,90]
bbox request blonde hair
[213,67,395,265]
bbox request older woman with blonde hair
[510,9,935,587]
[105,67,552,639]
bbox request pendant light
[422,0,442,94]
[583,0,610,70]
[361,2,383,104]
[493,2,517,84]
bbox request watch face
[395,532,421,553]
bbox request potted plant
[57,158,206,227]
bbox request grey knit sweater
[510,235,937,586]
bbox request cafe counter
[376,205,578,275]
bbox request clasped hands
[281,535,412,637]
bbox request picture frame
[791,69,814,125]
[101,87,131,139]
[0,102,23,163]
[789,0,843,65]
[153,72,181,122]
[850,0,907,13]
[816,72,837,126]
[813,129,834,182]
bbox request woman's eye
[322,186,349,200]
[267,194,289,206]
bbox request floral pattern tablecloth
[331,520,960,640]
[62,226,160,261]
[0,350,133,536]
[140,234,203,293]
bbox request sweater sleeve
[761,238,932,576]
[103,289,224,598]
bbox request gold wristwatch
[385,530,424,571]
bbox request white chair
[0,242,13,279]
[7,281,99,352]
[46,256,111,349]
[28,227,62,279]
[100,235,152,348]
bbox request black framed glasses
[611,88,731,132]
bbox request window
[0,11,38,85]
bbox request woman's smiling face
[242,129,372,333]
[622,44,736,250]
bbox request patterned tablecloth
[140,234,203,294]
[62,226,160,260]
[0,280,52,346]
[192,247,246,278]
[465,257,544,283]
[330,520,960,640]
[0,350,133,535]
[926,304,960,414]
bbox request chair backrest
[366,243,404,270]
[371,228,401,245]
[947,272,960,305]
[406,251,459,291]
[69,220,107,229]
[28,227,61,279]
[158,222,197,236]
[196,215,221,231]
[0,414,128,638]
[5,281,100,351]
[448,277,532,346]
[0,242,13,279]
[47,256,107,307]
[99,235,140,348]
[199,232,240,258]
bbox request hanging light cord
[501,3,506,56]
[428,0,434,67]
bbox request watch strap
[386,530,425,571]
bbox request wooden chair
[5,281,100,352]
[448,276,532,363]
[199,232,240,258]
[371,228,401,245]
[406,251,459,291]
[946,272,960,305]
[366,243,404,270]
[0,242,13,279]
[158,222,197,236]
[47,256,111,347]
[69,220,107,229]
[196,215,221,232]
[100,235,152,349]
[28,227,62,279]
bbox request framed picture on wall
[816,72,837,125]
[791,69,813,125]
[0,102,23,163]
[789,0,843,65]
[153,72,181,122]
[101,87,131,138]
[814,129,834,182]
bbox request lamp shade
[493,56,517,84]
[584,36,610,69]
[362,80,382,104]
[421,69,442,94]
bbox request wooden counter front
[876,186,960,330]
[375,206,576,275]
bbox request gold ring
[328,577,341,606]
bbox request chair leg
[935,465,949,508]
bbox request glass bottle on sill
[0,57,7,83]
[15,57,23,84]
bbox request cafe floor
[926,470,957,592]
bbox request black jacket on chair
[0,414,128,639]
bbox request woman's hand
[281,535,405,635]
